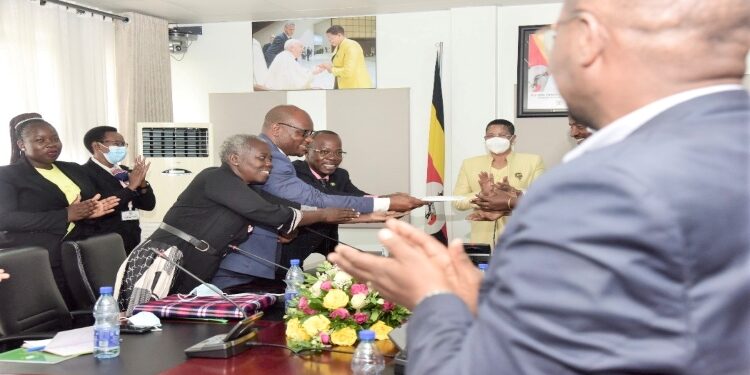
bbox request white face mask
[485,137,511,154]
[190,283,224,297]
[126,311,161,328]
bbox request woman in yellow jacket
[453,119,545,248]
[320,25,372,89]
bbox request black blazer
[155,163,301,293]
[278,161,367,276]
[0,157,99,268]
[82,159,156,253]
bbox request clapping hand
[478,172,494,195]
[471,189,517,212]
[128,156,151,190]
[89,194,120,219]
[466,210,506,221]
[67,194,120,222]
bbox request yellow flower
[323,289,350,310]
[286,318,311,342]
[330,327,357,346]
[369,321,393,340]
[302,315,331,337]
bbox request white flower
[310,280,323,297]
[350,294,367,309]
[333,270,353,288]
[376,298,384,305]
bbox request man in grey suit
[329,0,750,374]
[213,105,424,287]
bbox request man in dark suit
[82,126,155,253]
[329,0,750,374]
[213,105,424,287]
[264,22,294,67]
[277,130,367,277]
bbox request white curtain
[115,11,173,159]
[0,0,118,165]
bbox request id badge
[121,210,140,221]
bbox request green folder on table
[0,348,75,364]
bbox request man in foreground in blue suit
[213,105,424,287]
[330,0,750,374]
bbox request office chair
[0,246,83,351]
[61,233,127,311]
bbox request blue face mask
[101,144,127,164]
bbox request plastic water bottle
[93,286,120,359]
[478,263,489,273]
[284,259,305,311]
[351,330,385,375]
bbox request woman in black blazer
[0,114,118,306]
[81,126,156,254]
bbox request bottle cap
[358,330,375,341]
[290,259,300,266]
[478,263,488,270]
[100,286,113,295]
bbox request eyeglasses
[278,122,314,138]
[312,149,346,158]
[533,12,582,57]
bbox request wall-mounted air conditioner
[137,123,214,223]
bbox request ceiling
[75,0,561,24]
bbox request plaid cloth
[133,293,277,319]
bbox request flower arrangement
[284,261,410,351]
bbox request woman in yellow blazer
[453,119,545,247]
[321,25,372,89]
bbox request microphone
[150,248,247,319]
[227,244,289,272]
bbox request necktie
[111,167,129,182]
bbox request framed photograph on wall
[516,25,568,117]
[251,16,377,91]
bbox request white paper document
[43,326,94,357]
[420,195,464,202]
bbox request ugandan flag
[425,54,448,245]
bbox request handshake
[312,62,334,75]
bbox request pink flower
[298,296,309,310]
[329,308,350,319]
[320,281,332,291]
[302,306,318,315]
[353,312,368,324]
[350,283,369,295]
[320,332,330,345]
[382,301,395,312]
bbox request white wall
[171,22,254,123]
[169,5,573,247]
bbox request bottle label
[95,327,120,349]
[285,291,298,307]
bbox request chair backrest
[61,233,127,310]
[0,246,72,336]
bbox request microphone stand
[150,248,264,358]
[151,248,247,319]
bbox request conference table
[0,301,400,375]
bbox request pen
[25,346,45,352]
